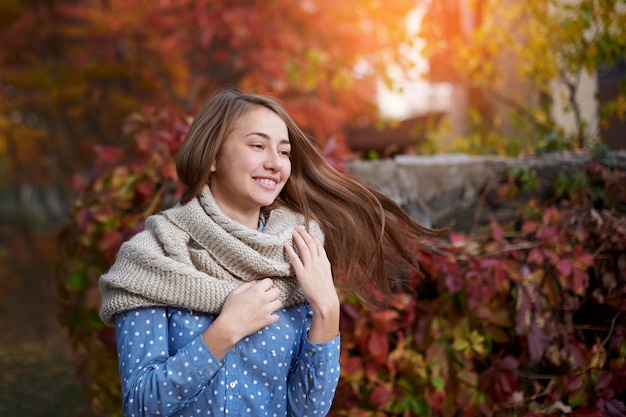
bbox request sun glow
[375,5,452,120]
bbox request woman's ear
[209,161,217,173]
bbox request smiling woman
[98,89,444,417]
[207,106,292,228]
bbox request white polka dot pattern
[115,303,341,416]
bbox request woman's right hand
[202,278,281,360]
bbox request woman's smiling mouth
[255,177,278,188]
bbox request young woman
[100,90,441,416]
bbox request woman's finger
[291,228,311,260]
[293,227,321,258]
[310,231,325,256]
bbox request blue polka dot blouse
[115,304,341,416]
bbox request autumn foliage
[1,0,419,190]
[419,0,626,153]
[334,170,626,416]
[57,107,188,416]
[56,105,626,416]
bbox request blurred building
[375,0,625,151]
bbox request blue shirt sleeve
[287,310,341,416]
[115,307,222,417]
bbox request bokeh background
[1,0,625,416]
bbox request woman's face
[209,106,292,227]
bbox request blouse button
[229,380,237,388]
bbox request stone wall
[344,151,626,233]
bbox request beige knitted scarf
[99,185,323,325]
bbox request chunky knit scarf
[99,185,323,325]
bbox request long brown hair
[176,90,444,308]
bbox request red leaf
[85,287,102,309]
[570,341,589,368]
[369,384,391,407]
[575,252,595,267]
[77,207,92,231]
[366,330,389,364]
[72,173,87,193]
[498,355,520,371]
[528,248,544,264]
[371,310,399,333]
[543,248,560,264]
[479,355,519,402]
[490,219,504,241]
[599,398,626,417]
[365,360,380,381]
[521,220,541,233]
[341,304,361,320]
[537,225,558,242]
[136,180,154,200]
[159,164,179,180]
[342,356,363,377]
[498,370,517,395]
[571,406,603,417]
[92,206,115,223]
[94,145,124,165]
[565,373,583,391]
[425,388,445,411]
[575,220,589,242]
[595,371,614,391]
[572,268,589,294]
[100,230,123,263]
[448,232,467,245]
[528,322,548,362]
[557,260,573,277]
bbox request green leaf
[87,307,105,329]
[392,397,430,415]
[432,375,446,390]
[68,270,88,292]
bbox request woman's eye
[252,144,264,149]
[280,150,291,157]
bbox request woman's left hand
[284,227,340,343]
[285,227,338,310]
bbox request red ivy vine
[332,162,626,417]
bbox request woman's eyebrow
[245,132,290,144]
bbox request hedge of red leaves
[57,107,626,416]
[332,162,626,417]
[57,107,188,416]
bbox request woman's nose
[264,149,283,170]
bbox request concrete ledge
[344,151,626,233]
